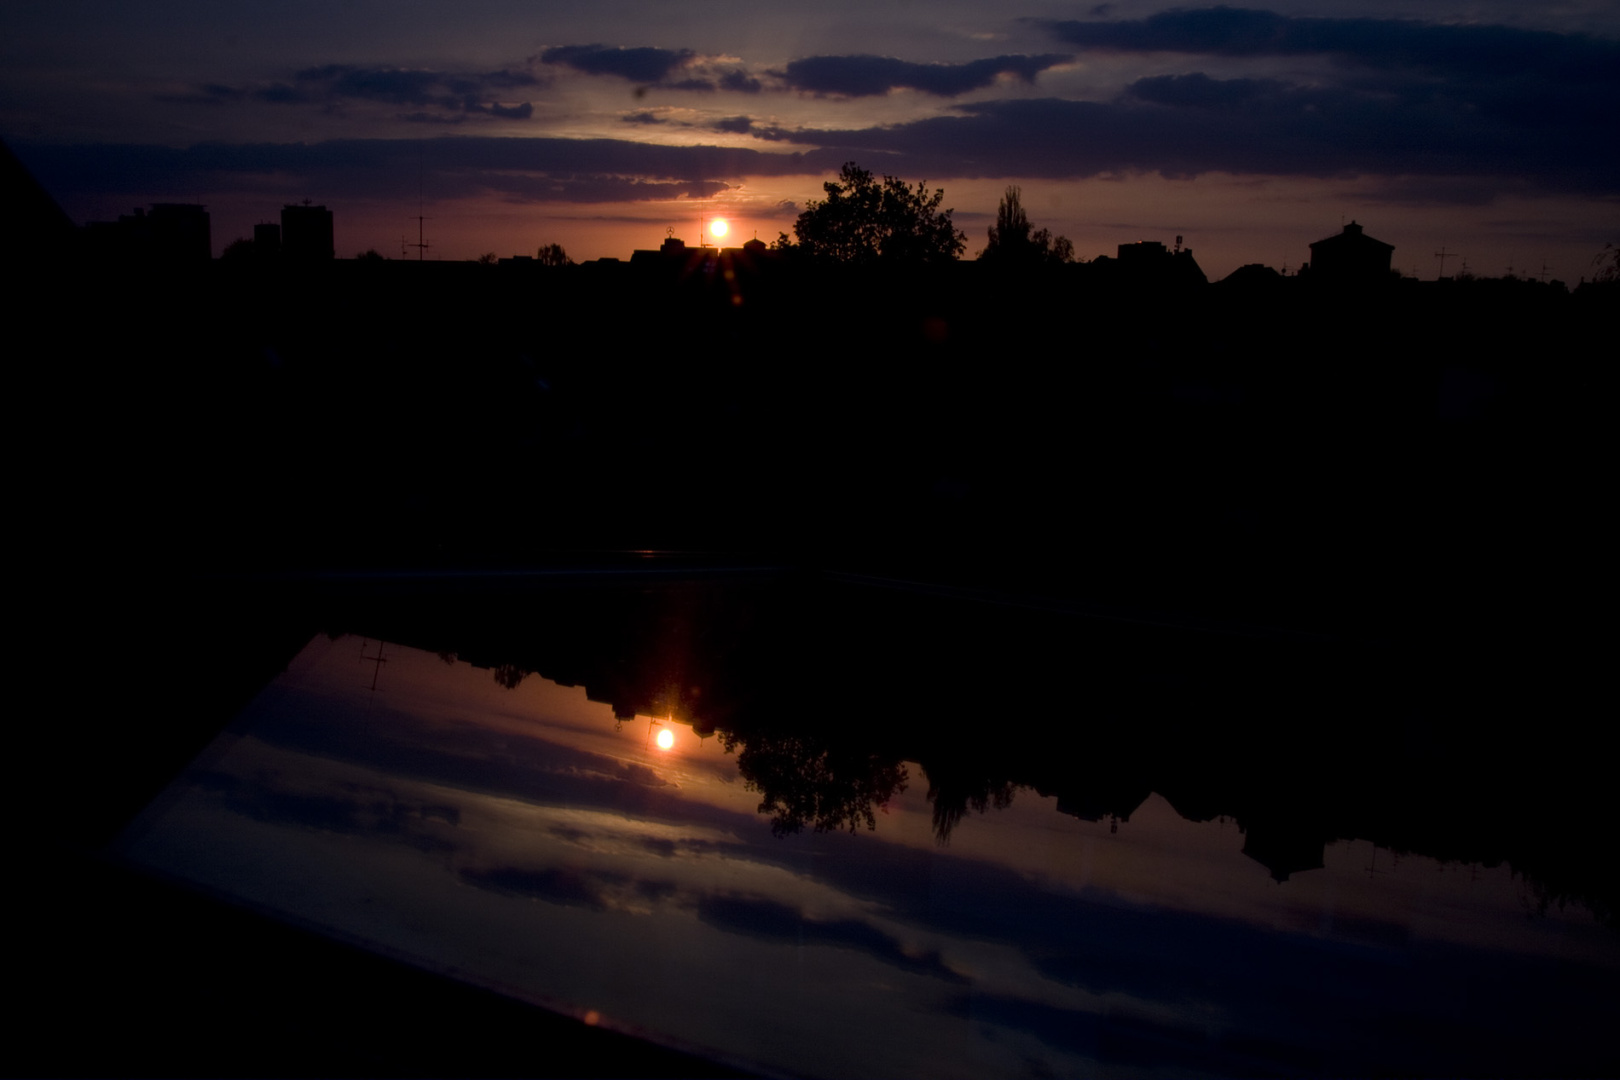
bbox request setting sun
[709,218,728,239]
[656,727,675,750]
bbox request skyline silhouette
[3,1,1615,279]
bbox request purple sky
[4,0,1617,279]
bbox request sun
[656,727,675,750]
[709,218,729,240]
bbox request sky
[4,0,1618,279]
[116,634,1620,1077]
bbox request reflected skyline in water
[119,617,1619,1077]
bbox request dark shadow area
[12,139,1614,1076]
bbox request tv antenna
[404,146,432,261]
[360,639,389,692]
[1433,246,1458,279]
[1538,260,1551,282]
[402,214,432,261]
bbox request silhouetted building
[282,203,334,261]
[254,222,281,258]
[82,203,211,264]
[1307,221,1394,283]
[149,204,211,262]
[1113,237,1207,286]
[630,234,692,269]
[1217,263,1285,290]
[1242,822,1327,883]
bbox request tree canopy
[980,186,1074,266]
[781,162,965,266]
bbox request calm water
[118,630,1619,1077]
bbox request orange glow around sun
[709,218,728,239]
[656,727,675,750]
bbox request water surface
[119,631,1619,1077]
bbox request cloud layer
[1041,7,1620,86]
[173,63,543,124]
[17,7,1620,218]
[779,53,1071,97]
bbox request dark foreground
[15,257,1615,1076]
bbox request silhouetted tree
[927,774,1017,843]
[537,242,571,267]
[221,237,256,262]
[476,251,498,265]
[980,186,1073,266]
[1593,242,1619,283]
[356,248,386,262]
[492,663,527,689]
[784,161,965,265]
[721,728,908,836]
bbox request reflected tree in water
[721,729,908,836]
[492,663,527,689]
[927,771,1018,844]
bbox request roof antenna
[1434,246,1457,279]
[404,146,432,261]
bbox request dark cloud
[780,53,1071,97]
[16,137,789,206]
[296,63,451,105]
[1127,72,1286,107]
[540,44,695,84]
[1027,10,1620,194]
[34,10,1620,220]
[537,45,766,94]
[194,769,460,853]
[749,125,798,143]
[719,70,764,94]
[156,82,248,105]
[616,761,670,787]
[180,64,541,122]
[401,112,468,126]
[696,894,966,983]
[258,83,311,105]
[458,865,619,909]
[485,102,534,120]
[1041,7,1620,87]
[771,77,1618,194]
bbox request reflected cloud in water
[118,633,1620,1077]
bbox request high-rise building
[254,221,281,258]
[282,203,334,261]
[148,203,211,262]
[82,203,211,263]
